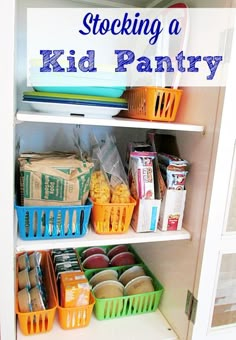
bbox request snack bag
[111,183,130,203]
[158,152,189,190]
[98,134,130,203]
[90,170,111,203]
[18,156,94,206]
[18,151,78,206]
[89,133,111,203]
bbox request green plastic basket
[85,264,164,320]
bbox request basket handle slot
[79,209,85,235]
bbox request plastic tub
[16,251,58,335]
[90,197,136,234]
[121,87,183,122]
[15,199,92,240]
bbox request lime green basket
[85,264,164,320]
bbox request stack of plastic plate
[23,91,128,118]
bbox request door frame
[191,14,236,340]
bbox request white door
[190,16,236,340]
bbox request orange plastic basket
[121,87,183,122]
[90,197,136,234]
[16,251,58,336]
[57,293,95,330]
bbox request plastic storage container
[90,197,136,234]
[15,199,92,240]
[57,293,95,330]
[121,87,183,122]
[85,264,164,320]
[47,250,95,330]
[16,251,58,336]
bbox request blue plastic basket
[16,199,92,240]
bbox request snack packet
[158,152,189,190]
[89,133,111,203]
[18,156,94,206]
[98,135,130,203]
[90,170,111,203]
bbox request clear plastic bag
[98,135,130,203]
[89,133,111,203]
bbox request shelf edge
[16,111,205,133]
[16,226,191,252]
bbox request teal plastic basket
[16,199,92,240]
[85,264,164,320]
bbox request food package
[17,252,48,313]
[18,154,94,206]
[124,141,152,173]
[98,135,130,203]
[90,170,111,203]
[128,151,161,233]
[60,271,90,307]
[89,134,111,203]
[158,152,189,190]
[128,151,157,200]
[18,151,78,205]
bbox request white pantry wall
[16,0,147,160]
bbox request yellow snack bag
[90,170,110,203]
[111,183,130,203]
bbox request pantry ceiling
[71,0,172,8]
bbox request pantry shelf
[16,225,191,253]
[16,110,205,133]
[17,309,178,340]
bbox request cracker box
[158,189,186,231]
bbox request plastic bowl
[81,247,106,260]
[107,245,129,259]
[90,269,118,287]
[124,276,154,296]
[82,254,110,269]
[110,251,136,267]
[119,266,146,286]
[93,280,124,299]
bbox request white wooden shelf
[17,309,178,340]
[16,225,191,253]
[16,110,205,133]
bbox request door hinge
[185,290,198,324]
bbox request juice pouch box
[60,271,90,308]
